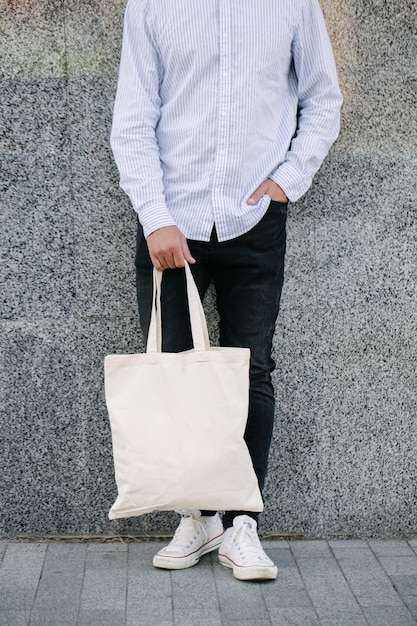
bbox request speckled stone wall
[1,1,416,538]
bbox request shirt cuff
[269,163,311,203]
[137,202,177,238]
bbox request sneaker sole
[153,534,223,570]
[219,554,278,581]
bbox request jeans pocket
[268,199,288,215]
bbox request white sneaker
[218,515,278,581]
[153,510,224,570]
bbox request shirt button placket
[212,0,231,236]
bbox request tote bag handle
[147,261,210,353]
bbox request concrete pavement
[1,538,417,625]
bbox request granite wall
[1,0,416,538]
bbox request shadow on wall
[0,0,362,79]
[0,0,126,78]
[319,0,358,69]
[2,0,37,16]
[1,0,120,17]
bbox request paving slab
[77,609,126,626]
[378,556,417,577]
[0,612,31,626]
[334,547,404,608]
[320,621,368,626]
[407,600,417,621]
[289,541,333,559]
[173,609,223,626]
[0,540,416,625]
[127,620,173,626]
[221,617,271,626]
[328,540,368,550]
[30,544,86,625]
[363,605,417,626]
[0,544,7,563]
[0,544,46,611]
[409,539,417,553]
[369,540,417,557]
[267,607,320,625]
[261,588,313,609]
[391,575,417,599]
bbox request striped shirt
[111,0,342,242]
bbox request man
[111,0,342,581]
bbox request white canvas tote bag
[105,262,263,519]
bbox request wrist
[267,179,288,202]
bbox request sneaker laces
[231,520,271,563]
[169,511,207,549]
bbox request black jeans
[135,200,287,528]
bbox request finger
[181,239,196,265]
[150,253,164,271]
[151,250,173,271]
[248,194,261,206]
[248,183,267,205]
[165,252,178,270]
[184,251,196,264]
[172,247,187,268]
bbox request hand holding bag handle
[147,261,210,354]
[106,261,264,518]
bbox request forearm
[270,0,342,201]
[110,0,175,236]
[111,124,176,237]
[269,105,341,202]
